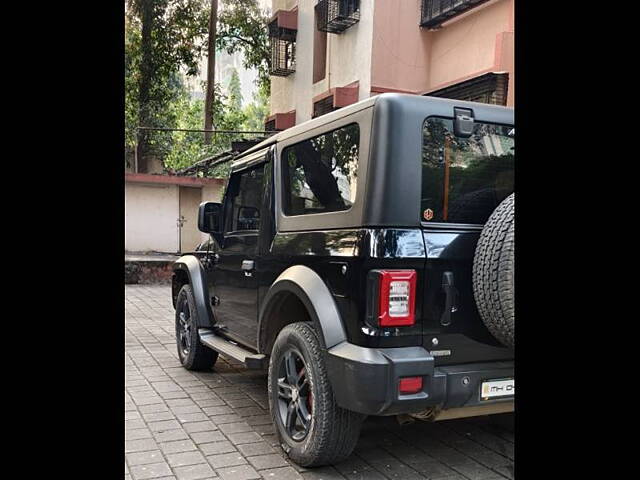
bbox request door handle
[242,260,255,276]
[440,271,459,327]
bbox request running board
[198,328,266,369]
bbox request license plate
[481,378,514,400]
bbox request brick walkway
[125,285,515,480]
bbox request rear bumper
[325,342,514,416]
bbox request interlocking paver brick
[216,464,261,480]
[127,429,154,441]
[173,463,217,480]
[126,450,164,466]
[177,412,211,424]
[183,421,218,434]
[125,285,514,480]
[190,431,227,445]
[130,462,173,480]
[167,450,208,468]
[219,422,252,435]
[200,441,237,456]
[227,432,264,446]
[159,439,198,454]
[236,442,275,457]
[206,452,247,469]
[126,438,160,453]
[246,453,289,470]
[155,429,191,443]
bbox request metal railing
[420,0,490,29]
[316,0,360,34]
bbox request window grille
[269,19,297,76]
[316,0,360,34]
[420,0,490,29]
[426,73,509,106]
[313,95,337,118]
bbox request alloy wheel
[276,349,313,441]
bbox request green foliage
[241,81,270,131]
[125,0,272,175]
[217,0,271,94]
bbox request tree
[241,81,270,131]
[126,0,209,171]
[217,0,271,94]
[204,0,218,143]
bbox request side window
[282,123,359,216]
[224,165,264,233]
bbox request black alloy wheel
[177,301,192,358]
[268,322,364,467]
[174,284,218,370]
[276,349,313,441]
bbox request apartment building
[266,0,514,130]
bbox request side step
[198,328,267,369]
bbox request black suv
[171,93,515,467]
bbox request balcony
[420,0,491,29]
[316,0,360,34]
[269,10,298,77]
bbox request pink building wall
[370,0,514,106]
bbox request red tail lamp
[377,270,417,327]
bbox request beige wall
[125,183,180,253]
[270,0,375,123]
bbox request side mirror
[198,202,223,233]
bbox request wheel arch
[257,265,347,355]
[172,255,214,328]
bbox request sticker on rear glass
[423,209,434,221]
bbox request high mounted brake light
[376,270,417,327]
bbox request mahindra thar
[171,93,515,466]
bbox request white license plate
[481,378,514,400]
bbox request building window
[426,73,509,106]
[269,13,297,77]
[313,95,337,118]
[282,123,360,216]
[316,0,360,34]
[420,0,491,29]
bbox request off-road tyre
[175,284,218,370]
[268,322,364,467]
[472,193,515,349]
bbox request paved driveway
[125,285,514,480]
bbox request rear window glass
[282,123,359,216]
[421,118,514,224]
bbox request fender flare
[173,255,214,328]
[257,265,347,353]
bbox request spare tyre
[472,193,515,349]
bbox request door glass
[282,123,359,216]
[225,167,265,233]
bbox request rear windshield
[421,117,514,225]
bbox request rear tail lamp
[399,376,423,394]
[376,270,417,327]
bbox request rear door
[420,116,515,364]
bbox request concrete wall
[125,183,180,253]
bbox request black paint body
[175,94,514,415]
